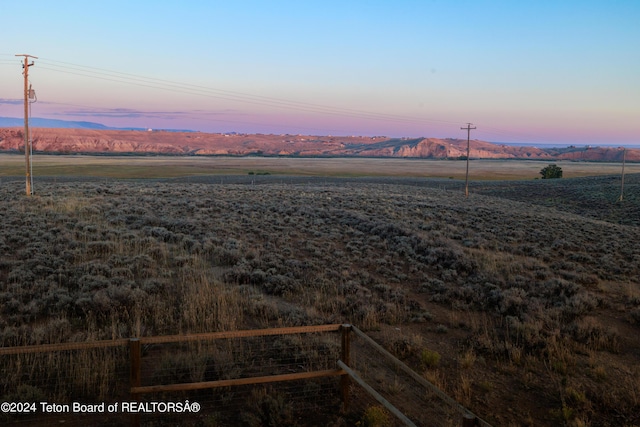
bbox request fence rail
[131,369,345,394]
[0,324,343,356]
[0,338,130,355]
[338,360,418,427]
[138,323,343,344]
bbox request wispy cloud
[57,108,186,120]
[0,98,23,105]
[50,106,246,120]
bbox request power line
[39,58,432,119]
[36,58,462,128]
[5,56,593,144]
[37,63,433,126]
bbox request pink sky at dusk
[1,1,638,146]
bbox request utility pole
[15,54,37,196]
[461,123,476,197]
[619,147,626,202]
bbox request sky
[1,0,638,145]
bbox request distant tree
[540,164,563,179]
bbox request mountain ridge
[0,116,193,132]
[0,124,637,162]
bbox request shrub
[420,348,441,369]
[540,164,563,179]
[435,324,449,334]
[570,317,619,352]
[240,387,294,427]
[360,405,391,427]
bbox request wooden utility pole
[15,54,37,196]
[461,123,476,197]
[619,147,626,202]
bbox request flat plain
[1,153,639,179]
[0,155,639,426]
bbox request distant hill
[0,116,192,132]
[0,116,113,130]
[0,124,637,161]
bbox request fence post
[130,338,141,427]
[340,324,352,413]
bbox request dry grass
[2,153,640,179]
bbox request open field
[1,153,639,179]
[1,164,639,425]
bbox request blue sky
[1,0,638,145]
